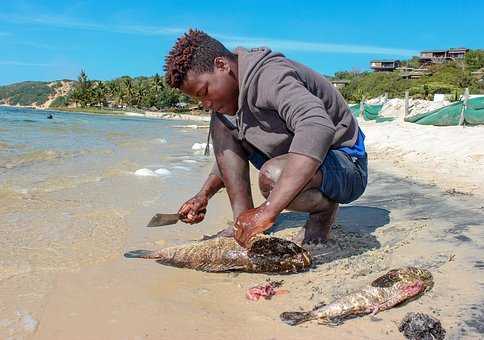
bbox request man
[164,29,367,248]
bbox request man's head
[164,29,239,115]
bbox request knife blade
[146,213,180,227]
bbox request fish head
[247,237,312,273]
[371,267,434,290]
[280,311,316,326]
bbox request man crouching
[163,29,367,248]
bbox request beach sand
[1,116,483,339]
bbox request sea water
[0,106,215,337]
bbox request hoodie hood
[233,47,285,140]
[234,47,284,113]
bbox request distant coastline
[0,103,211,122]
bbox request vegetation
[0,81,54,106]
[334,49,484,101]
[58,70,193,112]
[1,49,483,109]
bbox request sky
[1,0,483,85]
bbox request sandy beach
[1,109,483,339]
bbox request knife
[146,209,207,227]
[146,213,180,227]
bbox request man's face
[180,57,239,115]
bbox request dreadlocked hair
[164,29,236,89]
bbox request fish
[124,235,312,273]
[280,267,433,326]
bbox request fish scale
[125,235,312,273]
[280,267,433,326]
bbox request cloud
[0,13,184,36]
[0,60,53,67]
[216,34,418,56]
[0,13,417,56]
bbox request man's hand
[234,205,277,248]
[178,193,208,224]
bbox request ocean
[0,107,223,336]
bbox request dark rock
[399,312,446,340]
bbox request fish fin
[124,249,161,259]
[280,311,316,326]
[312,301,327,311]
[368,304,380,316]
[203,265,245,273]
[154,259,244,273]
[321,317,344,327]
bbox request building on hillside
[397,66,432,79]
[419,48,469,64]
[331,79,350,89]
[370,60,401,72]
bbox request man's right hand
[178,193,208,224]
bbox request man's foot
[292,203,339,246]
[200,226,234,241]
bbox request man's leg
[258,154,338,245]
[211,115,254,236]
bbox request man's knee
[258,155,288,197]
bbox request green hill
[333,49,484,101]
[0,81,55,106]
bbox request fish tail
[124,248,170,259]
[280,311,317,326]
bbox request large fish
[124,235,312,273]
[280,267,433,326]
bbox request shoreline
[0,104,211,122]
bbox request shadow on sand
[269,206,390,266]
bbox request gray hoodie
[210,47,359,176]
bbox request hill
[0,80,74,108]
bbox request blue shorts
[248,149,368,204]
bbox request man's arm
[178,173,224,224]
[234,153,320,246]
[199,173,224,199]
[235,63,335,247]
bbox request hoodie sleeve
[254,63,336,162]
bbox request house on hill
[370,60,401,72]
[330,79,350,89]
[419,48,469,64]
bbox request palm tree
[76,69,92,107]
[121,77,133,107]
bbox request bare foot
[292,203,339,245]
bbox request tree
[464,49,484,72]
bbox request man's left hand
[234,205,277,248]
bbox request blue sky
[1,0,483,85]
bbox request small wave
[182,159,198,164]
[191,142,213,151]
[134,168,172,177]
[134,168,157,176]
[192,142,213,155]
[154,168,171,176]
[0,149,63,169]
[172,165,190,171]
[154,138,168,144]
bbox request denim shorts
[248,149,368,204]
